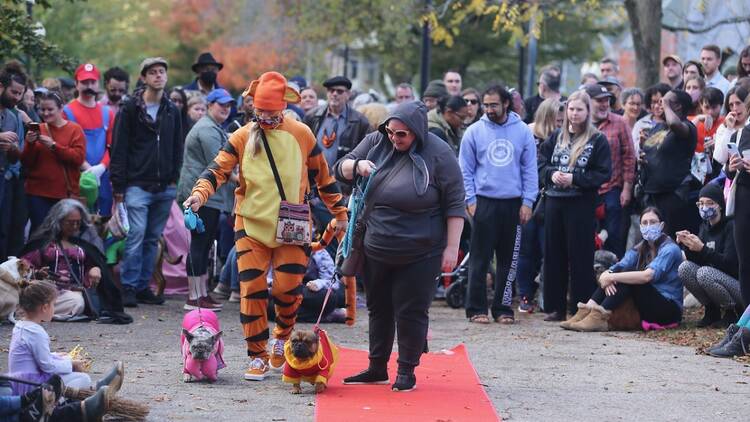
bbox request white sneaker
[228,291,241,303]
[212,283,231,299]
[244,358,270,381]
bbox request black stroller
[439,217,473,309]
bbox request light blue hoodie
[459,112,538,207]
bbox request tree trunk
[624,0,662,88]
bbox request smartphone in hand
[27,122,40,133]
[727,142,739,156]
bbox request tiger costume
[189,72,347,381]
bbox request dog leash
[313,271,339,331]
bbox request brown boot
[569,305,610,332]
[560,303,592,330]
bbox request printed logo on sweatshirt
[487,138,514,167]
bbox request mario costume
[282,329,339,386]
[190,71,347,381]
[63,63,116,216]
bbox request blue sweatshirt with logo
[458,112,538,207]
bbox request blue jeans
[601,188,625,258]
[27,195,59,234]
[120,186,175,292]
[516,217,544,299]
[219,246,239,291]
[0,395,20,421]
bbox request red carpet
[315,344,500,422]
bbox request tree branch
[662,15,750,33]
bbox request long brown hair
[557,90,599,167]
[18,281,58,313]
[635,206,670,270]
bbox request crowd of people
[1,42,750,410]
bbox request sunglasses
[463,98,479,105]
[327,88,347,95]
[385,127,410,138]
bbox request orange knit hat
[243,71,300,111]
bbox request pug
[282,329,339,394]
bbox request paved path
[2,298,748,421]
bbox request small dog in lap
[181,309,225,382]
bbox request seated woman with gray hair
[20,199,132,323]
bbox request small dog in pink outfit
[181,309,225,382]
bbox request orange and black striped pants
[235,233,309,359]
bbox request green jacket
[427,108,461,152]
[177,114,235,213]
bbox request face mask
[199,71,217,86]
[258,114,283,130]
[108,94,122,103]
[699,205,718,221]
[640,223,663,242]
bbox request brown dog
[282,329,339,394]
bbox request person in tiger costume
[183,71,347,381]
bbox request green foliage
[0,0,79,76]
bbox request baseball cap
[206,88,235,105]
[662,54,683,67]
[74,63,100,82]
[584,84,613,99]
[139,57,169,76]
[597,76,622,88]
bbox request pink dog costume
[181,309,226,382]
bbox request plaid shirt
[597,112,635,194]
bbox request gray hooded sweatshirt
[334,101,465,264]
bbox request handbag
[259,130,312,246]
[338,155,409,276]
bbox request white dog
[0,257,32,320]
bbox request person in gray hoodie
[459,85,538,324]
[334,101,465,392]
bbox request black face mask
[199,71,217,87]
[82,88,98,97]
[108,94,122,103]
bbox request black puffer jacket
[110,89,183,194]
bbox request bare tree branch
[662,15,750,33]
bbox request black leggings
[735,183,750,306]
[364,254,441,371]
[591,283,682,325]
[543,195,597,315]
[186,207,220,276]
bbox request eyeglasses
[385,127,410,138]
[463,98,479,105]
[327,88,347,95]
[484,103,502,109]
[695,200,717,207]
[62,219,81,227]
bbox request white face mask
[640,223,663,242]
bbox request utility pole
[419,0,432,95]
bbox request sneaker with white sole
[212,283,231,299]
[228,291,241,303]
[269,339,286,370]
[244,358,270,381]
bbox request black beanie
[699,183,725,211]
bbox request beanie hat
[423,80,448,99]
[242,72,300,111]
[699,183,725,211]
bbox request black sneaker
[697,305,721,328]
[136,288,165,305]
[342,368,389,385]
[391,373,416,392]
[122,288,138,308]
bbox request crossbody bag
[259,129,312,246]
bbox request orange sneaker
[269,339,286,370]
[243,358,270,381]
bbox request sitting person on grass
[561,207,683,332]
[677,183,741,328]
